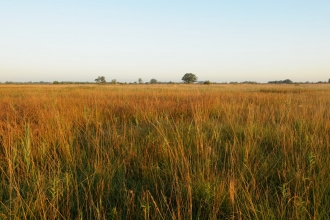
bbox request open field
[0,84,330,219]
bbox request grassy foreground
[0,84,330,219]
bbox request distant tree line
[267,79,330,84]
[268,79,293,84]
[4,81,53,84]
[52,81,93,84]
[2,75,330,85]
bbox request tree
[150,78,158,84]
[182,73,197,84]
[282,79,293,84]
[53,81,60,84]
[95,76,106,84]
[268,79,293,84]
[138,78,143,84]
[111,79,117,84]
[328,78,330,83]
[204,80,211,85]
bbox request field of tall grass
[0,84,329,219]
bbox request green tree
[138,78,143,84]
[282,79,293,84]
[95,76,106,84]
[182,73,197,84]
[150,78,158,84]
[111,79,117,84]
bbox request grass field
[0,84,330,219]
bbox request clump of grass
[0,84,329,219]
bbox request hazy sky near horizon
[1,1,329,83]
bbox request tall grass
[0,84,329,219]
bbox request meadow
[0,84,329,219]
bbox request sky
[1,1,329,83]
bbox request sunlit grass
[0,84,329,219]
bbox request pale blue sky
[1,1,329,83]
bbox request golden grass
[0,84,330,219]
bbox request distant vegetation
[150,78,158,84]
[182,73,198,84]
[95,76,106,84]
[268,79,293,84]
[2,75,330,85]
